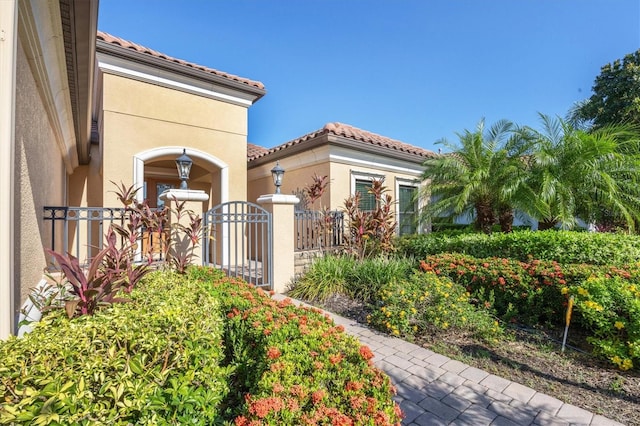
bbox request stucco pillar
[257,194,299,294]
[160,189,209,265]
[0,0,17,339]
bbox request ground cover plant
[1,269,402,425]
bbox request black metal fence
[43,206,166,266]
[294,210,344,251]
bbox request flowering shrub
[567,276,640,371]
[191,266,403,425]
[418,253,572,324]
[367,271,501,341]
[2,269,402,424]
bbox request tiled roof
[97,31,265,90]
[247,143,269,158]
[248,122,435,161]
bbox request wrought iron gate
[203,201,273,289]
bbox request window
[398,185,418,235]
[355,179,376,212]
[156,183,174,208]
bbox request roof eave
[248,133,432,167]
[61,0,99,165]
[96,40,266,103]
[329,135,432,164]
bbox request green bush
[0,273,230,425]
[567,276,640,371]
[1,268,402,425]
[398,230,640,265]
[366,271,501,341]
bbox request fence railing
[43,206,166,267]
[294,210,344,251]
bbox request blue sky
[98,0,640,152]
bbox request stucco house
[1,2,433,338]
[247,122,435,236]
[0,1,264,338]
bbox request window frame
[396,178,420,235]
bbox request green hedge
[1,268,402,425]
[0,273,229,425]
[397,230,640,265]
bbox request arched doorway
[132,147,229,207]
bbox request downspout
[0,0,17,339]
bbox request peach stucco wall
[14,38,67,307]
[97,73,249,206]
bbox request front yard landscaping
[0,268,402,425]
[289,230,640,425]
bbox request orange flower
[345,381,363,391]
[331,413,353,426]
[312,389,326,404]
[374,411,390,424]
[248,396,284,419]
[359,345,374,360]
[266,347,281,360]
[329,353,344,365]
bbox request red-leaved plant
[343,179,397,259]
[46,230,129,318]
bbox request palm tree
[523,114,640,231]
[420,119,528,233]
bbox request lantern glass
[175,149,193,190]
[270,161,285,194]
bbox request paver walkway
[273,294,624,426]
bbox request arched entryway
[132,146,229,207]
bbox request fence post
[160,189,209,265]
[257,193,299,293]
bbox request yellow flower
[561,287,569,295]
[615,321,625,330]
[577,287,589,296]
[612,355,622,366]
[622,359,633,371]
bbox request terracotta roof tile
[248,122,435,161]
[247,143,269,158]
[97,31,265,90]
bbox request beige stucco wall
[98,73,249,206]
[247,145,332,208]
[328,160,422,209]
[14,38,67,307]
[248,144,424,215]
